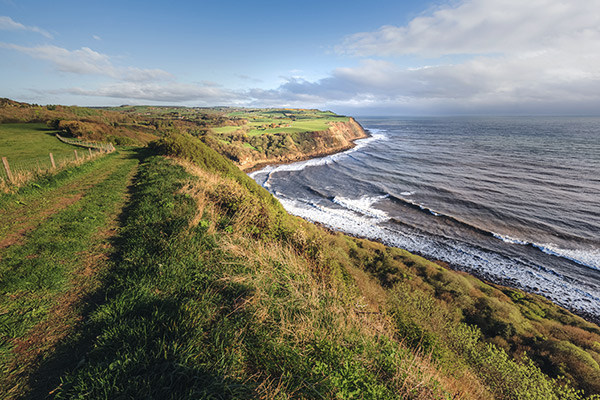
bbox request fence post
[88,148,93,158]
[74,149,79,161]
[49,153,56,169]
[2,157,13,182]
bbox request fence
[1,139,115,187]
[56,134,116,152]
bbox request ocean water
[250,117,600,320]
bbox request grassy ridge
[47,155,453,398]
[39,135,597,399]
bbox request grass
[211,116,350,137]
[42,155,455,399]
[211,126,241,134]
[0,150,139,398]
[0,122,113,192]
[246,116,349,136]
[0,123,78,163]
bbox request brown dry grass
[174,157,494,399]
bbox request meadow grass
[211,125,241,134]
[0,123,78,163]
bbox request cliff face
[238,117,368,171]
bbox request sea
[250,117,600,321]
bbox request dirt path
[0,155,121,248]
[0,150,140,399]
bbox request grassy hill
[0,100,366,171]
[1,101,600,399]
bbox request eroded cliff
[236,117,369,171]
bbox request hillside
[1,102,600,399]
[0,100,368,171]
[102,105,369,170]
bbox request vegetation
[1,98,600,398]
[0,124,78,163]
[0,151,139,396]
[0,123,114,191]
[1,99,362,170]
[0,98,157,145]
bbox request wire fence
[1,143,115,189]
[56,134,116,151]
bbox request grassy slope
[2,130,600,398]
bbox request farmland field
[0,124,79,163]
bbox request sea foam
[276,196,600,318]
[533,244,600,272]
[332,194,390,220]
[491,232,600,271]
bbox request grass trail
[0,150,140,399]
[0,154,127,248]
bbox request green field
[0,123,78,163]
[212,113,349,137]
[210,125,241,134]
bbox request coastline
[246,126,600,328]
[242,134,369,173]
[239,117,370,173]
[313,219,600,326]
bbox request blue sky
[2,0,600,115]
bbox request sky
[2,0,600,115]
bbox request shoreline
[245,128,600,328]
[312,220,600,326]
[239,119,370,173]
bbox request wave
[387,193,485,230]
[491,232,600,271]
[273,195,600,318]
[370,192,600,273]
[302,186,600,274]
[332,194,390,220]
[533,244,600,272]
[492,233,530,245]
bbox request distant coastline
[239,117,369,172]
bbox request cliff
[236,117,369,171]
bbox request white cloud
[338,0,600,57]
[63,82,243,104]
[248,0,600,114]
[0,16,52,39]
[0,43,172,82]
[92,35,101,41]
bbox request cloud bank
[260,0,600,114]
[1,43,172,82]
